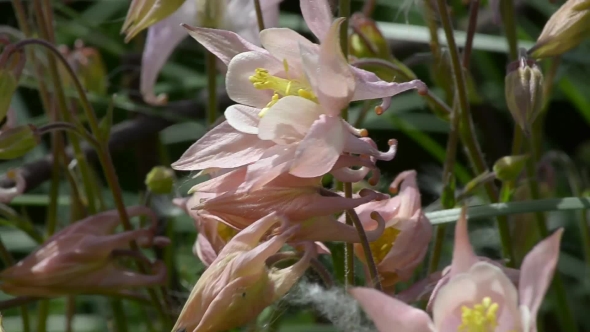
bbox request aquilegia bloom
[172,212,313,332]
[350,208,564,332]
[0,206,168,297]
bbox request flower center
[217,222,237,243]
[458,297,499,332]
[248,60,317,117]
[369,227,400,263]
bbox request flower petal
[290,114,345,178]
[259,28,317,74]
[350,287,435,332]
[171,121,274,171]
[351,67,427,101]
[140,1,198,105]
[225,104,261,134]
[183,25,264,66]
[315,18,355,114]
[300,0,333,41]
[226,50,284,108]
[450,207,479,276]
[258,96,322,144]
[518,228,563,332]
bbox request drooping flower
[350,208,564,332]
[173,0,425,186]
[125,0,282,105]
[352,170,432,290]
[188,167,388,243]
[0,206,168,297]
[172,213,314,332]
[0,169,26,203]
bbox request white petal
[300,0,333,41]
[225,104,260,134]
[259,28,317,74]
[351,67,427,101]
[258,96,322,145]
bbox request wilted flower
[350,208,563,332]
[125,0,282,105]
[188,167,388,243]
[529,0,590,58]
[0,169,25,203]
[352,170,432,290]
[172,213,314,332]
[505,56,543,134]
[0,206,168,296]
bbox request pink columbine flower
[172,213,314,332]
[189,167,388,243]
[172,0,426,186]
[352,170,433,290]
[135,0,282,105]
[0,206,168,297]
[0,169,25,203]
[350,208,564,332]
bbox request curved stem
[348,210,383,291]
[254,0,265,31]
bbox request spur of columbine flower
[0,169,25,203]
[172,213,314,332]
[173,10,422,187]
[350,208,564,332]
[188,168,388,243]
[123,0,282,105]
[0,206,168,297]
[351,170,432,290]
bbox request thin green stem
[428,226,446,274]
[435,0,514,267]
[499,0,518,60]
[36,300,49,332]
[206,51,218,127]
[254,0,265,31]
[339,0,353,287]
[0,231,30,332]
[347,209,382,290]
[109,299,129,332]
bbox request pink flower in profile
[172,213,314,332]
[350,208,564,332]
[188,167,388,243]
[352,170,432,290]
[130,0,283,105]
[0,206,168,297]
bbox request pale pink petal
[226,51,284,108]
[450,207,479,276]
[351,67,427,102]
[259,28,317,74]
[300,0,333,41]
[260,0,283,28]
[350,287,435,332]
[315,18,355,114]
[183,25,265,66]
[140,3,198,105]
[299,41,320,91]
[225,104,261,135]
[258,96,322,145]
[242,144,298,192]
[433,262,521,332]
[518,228,564,332]
[194,233,218,267]
[171,121,274,171]
[344,135,397,161]
[290,115,345,178]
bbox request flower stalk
[254,0,265,31]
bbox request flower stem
[0,235,30,332]
[338,0,354,287]
[109,298,129,332]
[347,209,383,290]
[206,51,218,127]
[434,0,515,268]
[499,0,518,60]
[254,0,265,31]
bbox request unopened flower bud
[505,56,543,134]
[145,166,175,194]
[493,155,529,182]
[529,0,590,58]
[349,13,391,60]
[197,0,227,28]
[122,0,187,42]
[0,125,39,160]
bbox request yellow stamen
[458,297,499,332]
[217,222,237,243]
[258,93,280,118]
[369,227,401,263]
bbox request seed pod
[505,56,544,134]
[0,124,40,160]
[529,0,590,58]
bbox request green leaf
[425,197,590,224]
